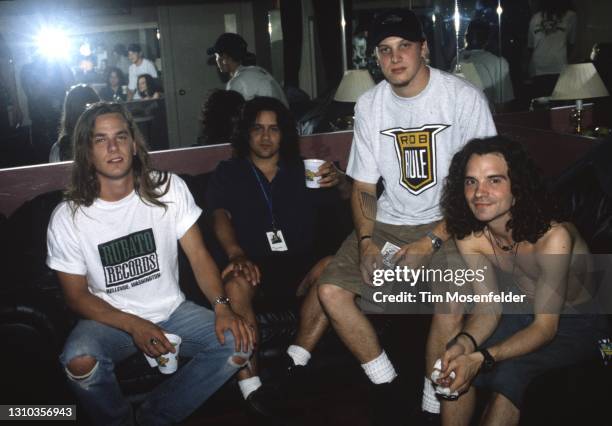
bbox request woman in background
[137,73,162,100]
[49,84,99,162]
[99,67,126,102]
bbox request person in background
[49,84,100,163]
[197,89,244,146]
[111,44,131,77]
[451,20,514,106]
[127,43,158,101]
[0,33,23,132]
[99,67,126,102]
[207,33,288,107]
[527,0,576,98]
[137,73,162,100]
[20,51,75,163]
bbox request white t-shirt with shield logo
[46,173,202,323]
[347,67,496,225]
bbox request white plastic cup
[157,333,181,374]
[304,159,325,188]
[143,333,182,374]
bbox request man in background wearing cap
[208,33,289,107]
[304,9,496,424]
[127,43,158,101]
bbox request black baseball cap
[207,33,248,60]
[368,9,426,49]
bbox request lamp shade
[550,63,609,100]
[334,70,375,102]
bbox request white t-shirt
[347,67,497,225]
[227,65,288,107]
[452,50,515,104]
[128,58,158,99]
[528,10,577,77]
[46,173,202,323]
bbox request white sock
[361,350,397,384]
[287,345,311,366]
[422,376,441,414]
[238,376,262,399]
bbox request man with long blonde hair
[47,102,254,425]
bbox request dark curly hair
[442,136,556,243]
[232,96,301,165]
[199,89,244,145]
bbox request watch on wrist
[479,348,495,372]
[213,295,231,307]
[426,231,443,251]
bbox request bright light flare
[79,42,91,57]
[454,3,461,33]
[432,14,436,24]
[35,27,70,60]
[497,6,503,16]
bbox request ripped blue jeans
[60,301,250,426]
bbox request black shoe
[245,384,283,418]
[368,378,409,426]
[413,409,441,426]
[275,354,312,402]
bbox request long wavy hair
[232,96,301,165]
[442,136,555,243]
[199,89,244,145]
[57,84,100,161]
[65,102,169,211]
[137,73,159,98]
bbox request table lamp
[550,63,609,134]
[332,70,375,129]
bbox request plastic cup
[143,333,182,374]
[304,159,325,188]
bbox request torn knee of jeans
[65,356,99,380]
[228,355,249,368]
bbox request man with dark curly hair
[431,136,608,426]
[205,96,350,418]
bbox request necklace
[486,227,519,277]
[487,227,516,251]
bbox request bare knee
[66,355,98,378]
[318,283,353,308]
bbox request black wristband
[457,331,478,351]
[359,235,372,243]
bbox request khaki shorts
[317,221,466,314]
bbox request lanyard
[249,162,278,232]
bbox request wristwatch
[213,296,231,307]
[478,348,496,372]
[426,231,443,251]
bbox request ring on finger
[150,337,159,346]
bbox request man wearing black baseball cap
[207,33,288,107]
[302,8,497,424]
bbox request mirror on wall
[1,0,611,170]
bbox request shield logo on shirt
[381,124,449,195]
